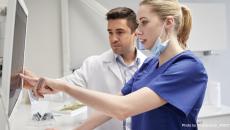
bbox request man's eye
[117,32,124,35]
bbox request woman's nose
[135,29,143,36]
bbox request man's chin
[112,49,122,55]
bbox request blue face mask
[151,37,169,57]
[136,38,145,50]
[151,23,169,57]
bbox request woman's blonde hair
[140,0,192,49]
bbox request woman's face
[137,5,164,50]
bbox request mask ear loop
[159,22,170,45]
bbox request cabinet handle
[197,120,203,124]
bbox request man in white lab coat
[25,7,146,130]
[64,7,146,130]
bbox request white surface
[10,102,86,130]
[199,105,230,118]
[198,105,230,130]
[53,105,87,116]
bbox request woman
[21,0,208,130]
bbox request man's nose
[110,35,119,43]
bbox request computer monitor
[0,0,28,129]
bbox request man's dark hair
[106,7,138,33]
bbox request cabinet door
[198,115,230,130]
[183,3,227,51]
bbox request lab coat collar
[101,49,146,84]
[101,49,123,83]
[102,49,145,64]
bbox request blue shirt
[121,50,208,130]
[114,49,142,83]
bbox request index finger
[19,73,38,87]
[34,78,46,98]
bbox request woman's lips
[139,39,146,44]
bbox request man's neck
[121,47,137,65]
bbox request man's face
[107,19,135,55]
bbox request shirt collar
[113,48,141,67]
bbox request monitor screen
[8,0,27,116]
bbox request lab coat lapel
[107,62,124,84]
[102,50,124,84]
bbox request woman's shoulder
[169,50,207,74]
[173,50,203,66]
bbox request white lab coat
[62,49,146,130]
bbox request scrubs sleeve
[121,76,135,95]
[147,59,208,115]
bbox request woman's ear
[165,16,174,29]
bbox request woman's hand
[20,73,68,98]
[22,68,40,89]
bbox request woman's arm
[74,92,123,130]
[63,81,166,120]
[74,111,112,130]
[21,76,166,120]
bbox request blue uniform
[121,50,208,130]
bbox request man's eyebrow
[116,28,125,31]
[107,28,126,32]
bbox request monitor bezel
[1,0,28,121]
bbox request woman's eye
[141,20,148,25]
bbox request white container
[204,81,221,107]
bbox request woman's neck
[158,38,184,66]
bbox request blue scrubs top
[121,50,208,130]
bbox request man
[25,7,146,130]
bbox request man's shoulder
[83,49,113,64]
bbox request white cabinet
[198,105,230,130]
[198,115,230,130]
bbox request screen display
[8,1,27,116]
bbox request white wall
[68,0,109,69]
[200,1,230,106]
[181,0,230,106]
[0,0,7,6]
[24,0,62,78]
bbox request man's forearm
[74,111,112,130]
